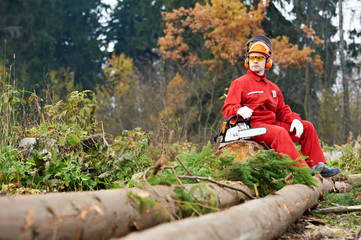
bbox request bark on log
[115,176,334,240]
[0,182,253,240]
[215,140,265,162]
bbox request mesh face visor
[245,35,272,55]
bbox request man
[222,35,340,178]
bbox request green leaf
[66,134,79,146]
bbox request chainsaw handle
[227,115,251,128]
[213,116,251,143]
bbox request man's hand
[237,106,253,119]
[290,119,303,138]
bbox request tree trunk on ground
[0,182,253,240]
[115,176,334,240]
[215,140,265,161]
[346,174,361,185]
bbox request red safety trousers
[251,120,326,168]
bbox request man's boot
[311,162,325,173]
[310,162,341,177]
[320,166,341,178]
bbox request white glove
[237,106,253,119]
[290,119,303,138]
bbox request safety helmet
[244,35,273,69]
[247,41,271,57]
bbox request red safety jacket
[222,70,301,124]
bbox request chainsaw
[214,115,267,143]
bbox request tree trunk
[0,182,253,240]
[339,0,351,142]
[215,140,265,162]
[116,176,334,240]
[304,63,310,120]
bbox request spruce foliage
[220,150,318,196]
[175,143,317,197]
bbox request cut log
[115,176,334,240]
[215,140,265,161]
[347,174,361,185]
[0,182,253,240]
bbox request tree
[290,0,338,122]
[107,0,164,62]
[161,72,187,119]
[338,0,350,142]
[51,0,106,90]
[48,67,78,103]
[0,0,106,93]
[96,53,139,136]
[157,0,323,142]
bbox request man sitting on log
[222,35,340,178]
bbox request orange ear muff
[265,58,272,69]
[244,58,249,69]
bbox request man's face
[249,53,267,75]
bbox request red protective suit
[222,70,326,167]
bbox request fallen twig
[311,205,361,215]
[284,172,293,185]
[253,184,259,198]
[178,175,255,200]
[176,156,196,177]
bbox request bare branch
[178,175,255,199]
[311,205,361,215]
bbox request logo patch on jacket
[272,90,277,98]
[247,91,264,95]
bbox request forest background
[1,0,361,146]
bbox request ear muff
[244,58,249,69]
[265,58,272,69]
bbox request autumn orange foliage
[158,0,268,69]
[158,0,323,73]
[162,72,186,118]
[271,36,323,73]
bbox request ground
[279,213,361,239]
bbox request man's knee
[268,126,293,145]
[277,126,291,138]
[302,120,316,133]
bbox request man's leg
[275,121,326,167]
[275,120,340,177]
[252,122,308,167]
